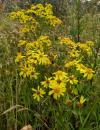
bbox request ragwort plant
[9,3,97,130]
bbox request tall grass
[0,1,100,130]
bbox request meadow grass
[0,1,100,130]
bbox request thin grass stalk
[15,72,18,130]
[76,0,81,42]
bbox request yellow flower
[30,4,44,16]
[36,51,51,65]
[26,56,38,65]
[38,35,51,47]
[32,86,45,101]
[41,77,52,88]
[83,68,94,80]
[49,84,66,99]
[19,64,31,78]
[15,52,25,63]
[29,70,39,79]
[25,43,35,50]
[68,50,80,58]
[76,63,86,73]
[65,60,79,69]
[45,4,53,15]
[27,4,61,27]
[49,80,66,91]
[10,10,25,20]
[54,77,66,85]
[46,15,62,27]
[77,95,86,108]
[76,64,94,80]
[80,96,86,104]
[86,41,94,46]
[20,27,30,33]
[26,50,38,65]
[18,40,27,46]
[59,37,73,45]
[77,43,92,55]
[53,70,67,79]
[59,37,77,49]
[20,64,38,79]
[67,75,78,85]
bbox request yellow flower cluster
[10,10,38,33]
[32,70,67,101]
[15,35,52,80]
[65,61,94,80]
[65,60,79,68]
[16,35,94,101]
[33,70,80,101]
[10,4,95,104]
[60,38,94,63]
[15,35,94,102]
[19,64,39,79]
[76,64,94,80]
[10,3,61,35]
[27,4,62,27]
[27,4,53,16]
[77,42,93,55]
[59,37,95,80]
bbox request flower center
[46,80,50,84]
[39,54,43,58]
[54,87,60,93]
[36,91,41,95]
[57,79,62,84]
[69,76,74,80]
[86,69,92,74]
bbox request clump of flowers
[10,4,95,108]
[10,4,61,34]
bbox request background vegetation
[0,0,100,130]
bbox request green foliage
[0,1,100,130]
